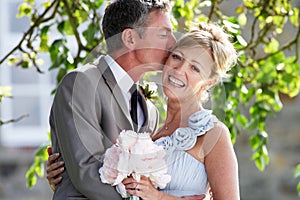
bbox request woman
[47,23,239,200]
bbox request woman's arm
[204,124,240,200]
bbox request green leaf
[83,24,97,47]
[289,8,299,27]
[25,0,35,5]
[273,93,283,112]
[254,153,266,171]
[35,145,48,159]
[17,3,32,18]
[34,157,43,177]
[250,134,260,151]
[264,38,279,53]
[57,68,67,84]
[25,167,37,188]
[235,5,245,14]
[64,20,74,35]
[238,13,247,26]
[21,60,30,68]
[58,21,65,34]
[74,10,89,24]
[8,56,20,66]
[43,1,52,8]
[94,0,104,8]
[236,113,248,126]
[40,26,50,52]
[294,164,300,179]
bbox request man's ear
[121,28,138,50]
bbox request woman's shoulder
[212,119,229,134]
[197,118,231,157]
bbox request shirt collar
[104,55,134,93]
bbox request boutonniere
[139,81,158,101]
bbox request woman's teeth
[168,76,185,87]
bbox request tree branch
[61,0,92,68]
[0,114,29,126]
[257,24,300,62]
[0,0,60,65]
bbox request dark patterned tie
[130,84,138,131]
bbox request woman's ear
[207,79,217,88]
[121,28,138,50]
[200,78,218,92]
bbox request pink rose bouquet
[99,130,171,199]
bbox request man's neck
[109,51,145,83]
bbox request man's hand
[46,146,64,190]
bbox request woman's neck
[154,98,202,139]
[167,97,201,120]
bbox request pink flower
[99,130,171,197]
[98,145,122,185]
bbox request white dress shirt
[104,55,145,129]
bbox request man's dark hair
[102,0,170,53]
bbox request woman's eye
[172,53,182,60]
[191,65,200,73]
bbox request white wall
[0,0,55,147]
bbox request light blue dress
[155,109,215,197]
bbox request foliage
[0,86,11,104]
[25,132,51,188]
[172,0,300,173]
[0,86,29,125]
[294,164,300,196]
[0,0,299,194]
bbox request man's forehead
[147,11,173,28]
[144,26,173,32]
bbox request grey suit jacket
[50,56,159,200]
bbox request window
[0,0,53,147]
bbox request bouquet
[98,130,171,199]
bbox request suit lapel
[96,56,134,130]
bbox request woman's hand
[122,175,163,200]
[46,146,64,190]
[122,175,210,200]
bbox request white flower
[99,130,171,197]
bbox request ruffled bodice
[154,109,216,197]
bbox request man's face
[134,11,176,71]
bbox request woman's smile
[168,75,185,87]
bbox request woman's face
[162,46,214,101]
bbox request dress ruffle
[155,109,215,152]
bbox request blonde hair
[172,22,237,81]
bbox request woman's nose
[174,61,189,74]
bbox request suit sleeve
[50,70,121,199]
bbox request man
[49,0,175,199]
